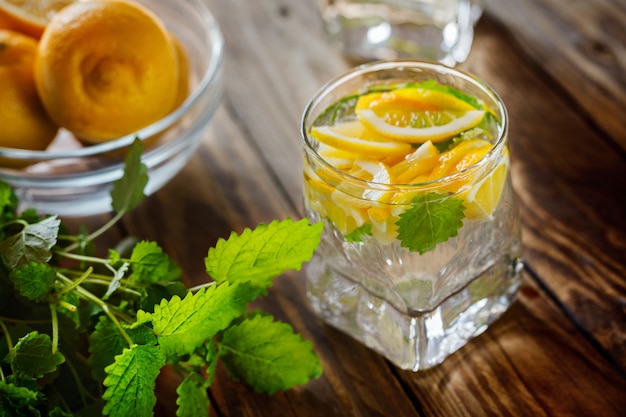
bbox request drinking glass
[319,0,482,65]
[301,61,523,371]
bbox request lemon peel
[356,108,485,143]
[462,153,509,219]
[311,121,413,157]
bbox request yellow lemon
[34,0,180,143]
[0,29,58,154]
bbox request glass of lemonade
[301,61,523,371]
[319,0,483,65]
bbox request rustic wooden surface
[115,0,626,415]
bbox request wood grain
[482,0,626,150]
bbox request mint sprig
[396,192,465,254]
[0,139,323,416]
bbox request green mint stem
[58,300,77,313]
[56,267,94,295]
[54,251,112,265]
[83,279,143,297]
[63,210,126,253]
[57,275,134,346]
[0,319,13,355]
[50,305,59,354]
[0,218,28,232]
[186,281,217,293]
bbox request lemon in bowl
[0,0,224,216]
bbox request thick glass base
[306,255,523,371]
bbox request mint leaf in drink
[205,218,323,290]
[102,344,165,417]
[11,331,65,378]
[10,262,55,302]
[0,215,60,269]
[396,192,465,254]
[130,240,181,283]
[145,282,259,356]
[344,223,372,242]
[176,372,210,417]
[110,138,148,214]
[219,314,322,394]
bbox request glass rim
[0,0,224,162]
[301,60,509,193]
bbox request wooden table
[110,0,626,415]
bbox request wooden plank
[396,279,626,417]
[482,0,626,150]
[204,0,349,200]
[462,15,626,370]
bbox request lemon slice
[311,120,413,157]
[390,140,439,183]
[356,88,476,113]
[357,108,485,143]
[367,206,396,243]
[355,87,485,143]
[428,138,492,180]
[462,153,509,219]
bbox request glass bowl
[0,0,224,216]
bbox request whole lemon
[0,29,58,152]
[34,0,180,144]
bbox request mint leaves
[102,345,165,417]
[206,218,323,289]
[396,192,465,254]
[220,315,322,394]
[0,139,324,416]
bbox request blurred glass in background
[319,0,484,65]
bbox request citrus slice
[356,87,476,113]
[0,0,74,38]
[390,140,439,183]
[428,139,491,180]
[311,120,413,157]
[355,87,485,143]
[462,153,509,219]
[367,206,396,243]
[328,190,369,234]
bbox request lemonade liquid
[302,62,523,371]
